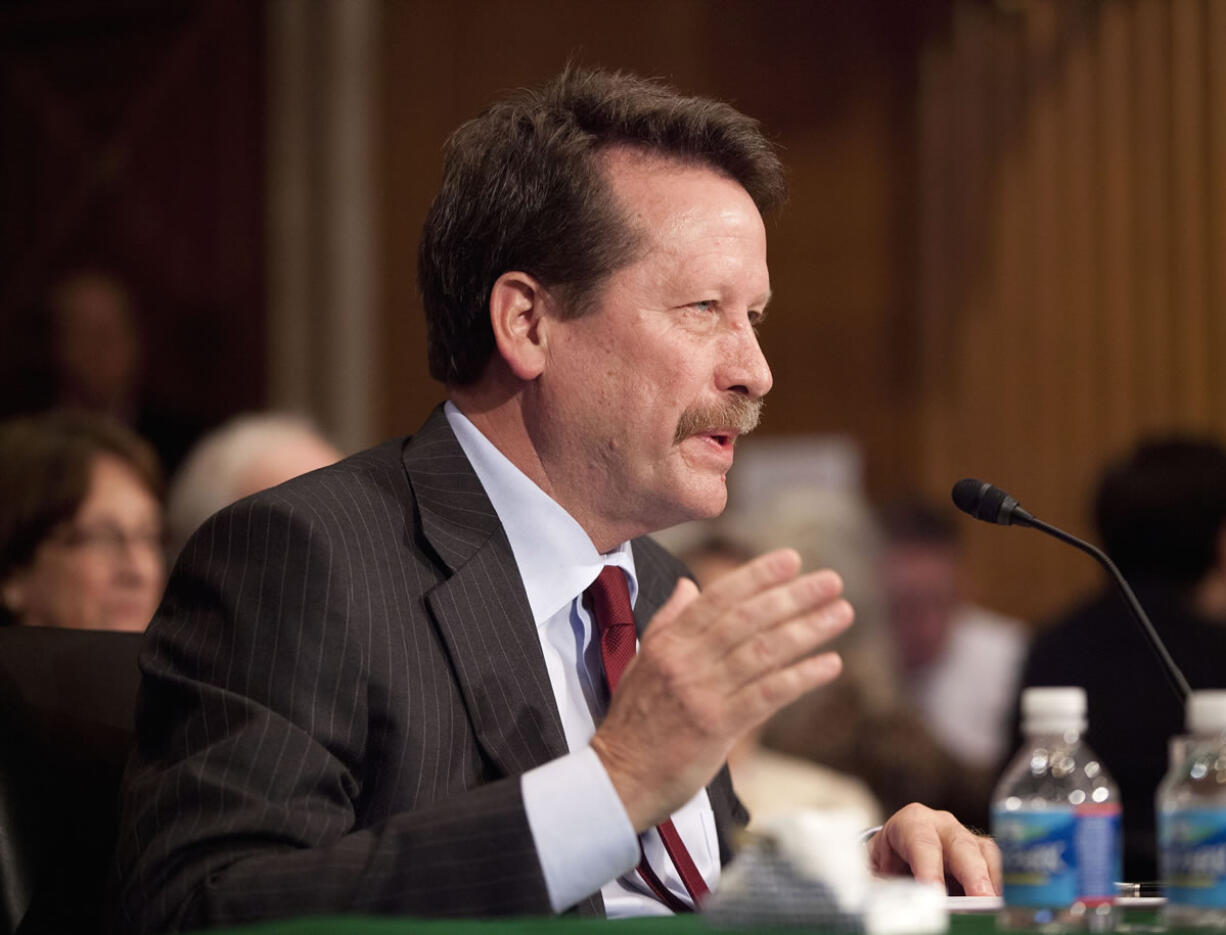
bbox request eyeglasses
[50,521,165,560]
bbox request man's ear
[489,271,552,381]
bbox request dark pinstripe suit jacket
[113,406,745,932]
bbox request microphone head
[951,478,990,518]
[951,478,1024,525]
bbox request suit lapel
[630,538,680,638]
[404,406,568,776]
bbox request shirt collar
[444,402,638,626]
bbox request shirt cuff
[522,745,640,913]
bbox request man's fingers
[693,548,803,609]
[729,650,843,724]
[868,831,908,878]
[726,568,845,633]
[868,803,941,887]
[721,598,854,688]
[654,553,843,652]
[945,826,997,897]
[980,835,1003,896]
[882,805,946,887]
[871,805,1002,898]
[692,567,844,655]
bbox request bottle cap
[1022,686,1087,734]
[1187,691,1226,735]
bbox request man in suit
[1016,437,1226,881]
[114,68,999,932]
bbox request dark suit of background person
[1009,437,1226,883]
[112,407,744,930]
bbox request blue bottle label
[995,808,1078,907]
[994,805,1121,908]
[1161,808,1226,908]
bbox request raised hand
[591,548,854,831]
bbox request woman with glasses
[0,411,164,631]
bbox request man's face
[54,276,140,408]
[882,543,961,673]
[531,150,772,549]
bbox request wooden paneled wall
[914,0,1226,621]
[377,0,1226,624]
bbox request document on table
[946,896,1166,913]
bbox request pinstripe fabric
[112,406,744,932]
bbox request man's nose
[719,321,773,399]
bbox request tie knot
[585,565,634,637]
[586,565,636,695]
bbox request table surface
[205,909,1169,935]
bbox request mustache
[673,395,763,444]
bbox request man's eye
[691,300,717,313]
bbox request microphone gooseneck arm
[1025,513,1191,703]
[952,478,1192,705]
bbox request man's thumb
[650,576,700,628]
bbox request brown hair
[1094,436,1226,587]
[0,411,163,624]
[418,66,787,386]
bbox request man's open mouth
[701,430,737,449]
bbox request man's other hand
[590,548,854,832]
[868,803,1002,897]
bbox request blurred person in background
[45,269,200,473]
[682,533,882,829]
[0,411,165,631]
[730,487,997,832]
[1015,437,1226,882]
[49,272,141,417]
[879,498,1026,772]
[165,412,343,562]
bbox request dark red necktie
[584,566,710,911]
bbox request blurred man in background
[1016,437,1226,882]
[165,412,342,561]
[879,498,1026,772]
[45,269,200,473]
[729,488,998,831]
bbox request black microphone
[951,478,1191,704]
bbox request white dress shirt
[445,403,720,916]
[910,603,1027,768]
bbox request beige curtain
[914,0,1226,622]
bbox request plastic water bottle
[993,687,1121,932]
[1158,690,1226,930]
